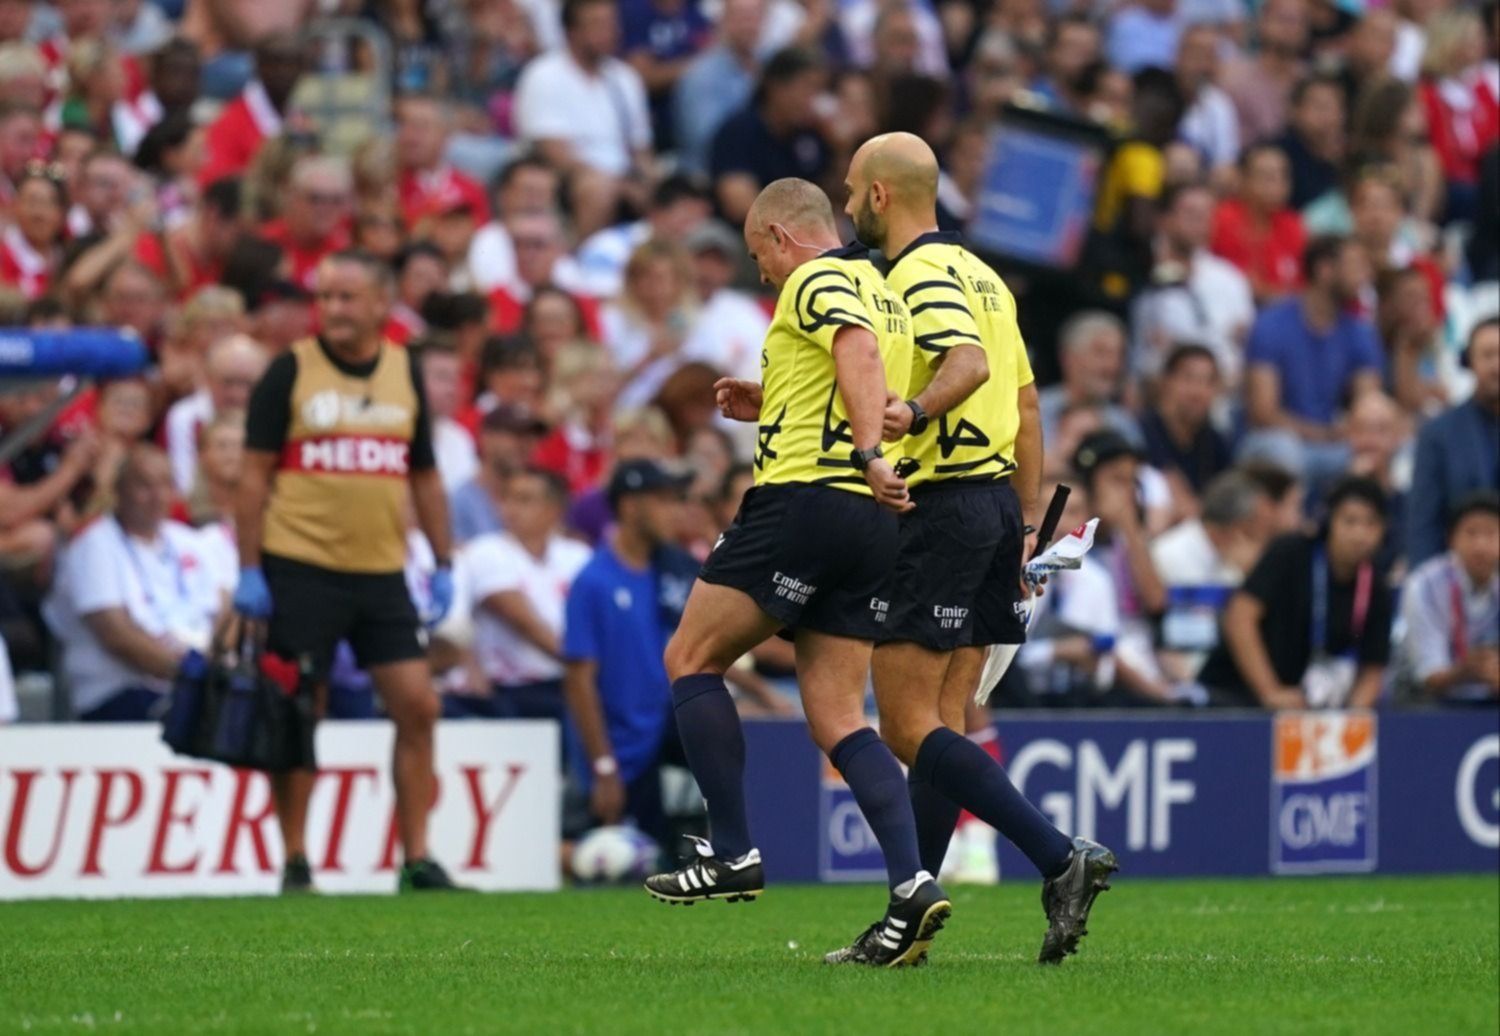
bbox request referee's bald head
[844,132,939,251]
[855,133,940,204]
[743,178,843,288]
[745,177,838,239]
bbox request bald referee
[643,178,951,968]
[843,133,1117,965]
[233,250,462,893]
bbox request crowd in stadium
[0,0,1496,736]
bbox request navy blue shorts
[698,483,898,641]
[881,479,1027,650]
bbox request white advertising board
[0,720,559,899]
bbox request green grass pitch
[2,875,1496,1035]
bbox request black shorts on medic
[699,483,898,641]
[263,552,425,677]
[882,479,1027,651]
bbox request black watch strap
[850,445,884,472]
[906,399,930,436]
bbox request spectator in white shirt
[164,333,268,495]
[600,237,697,409]
[467,155,563,294]
[413,336,480,492]
[1175,25,1241,186]
[680,220,770,386]
[44,445,230,721]
[456,467,591,721]
[573,173,711,298]
[1400,492,1500,702]
[486,209,593,319]
[1151,470,1275,681]
[185,408,246,531]
[1132,182,1255,386]
[513,0,654,237]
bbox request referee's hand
[714,377,762,422]
[881,391,912,442]
[864,457,913,513]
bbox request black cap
[607,459,693,511]
[1072,430,1140,479]
[480,404,548,435]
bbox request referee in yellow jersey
[842,133,1117,965]
[643,178,950,968]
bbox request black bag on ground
[161,636,317,773]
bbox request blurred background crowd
[0,0,1496,739]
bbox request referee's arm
[883,343,989,442]
[1013,383,1042,527]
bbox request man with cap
[561,459,700,846]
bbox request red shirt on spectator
[382,305,425,346]
[398,167,490,230]
[487,287,602,338]
[259,220,352,291]
[0,225,56,300]
[133,232,225,301]
[532,424,607,494]
[1210,198,1307,298]
[199,81,283,187]
[1418,75,1500,186]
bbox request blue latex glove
[425,566,454,629]
[233,566,273,620]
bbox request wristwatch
[905,399,930,436]
[850,445,884,472]
[593,756,619,778]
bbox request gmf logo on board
[1271,711,1376,874]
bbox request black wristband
[906,399,930,436]
[850,445,884,472]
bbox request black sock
[914,727,1073,878]
[909,770,963,877]
[671,674,751,859]
[830,728,922,890]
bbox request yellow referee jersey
[754,244,913,494]
[885,231,1034,487]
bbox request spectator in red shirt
[395,94,490,231]
[385,240,447,345]
[259,154,354,290]
[0,163,66,299]
[100,260,169,346]
[198,31,304,187]
[1211,142,1307,301]
[150,177,244,298]
[1348,166,1445,318]
[68,147,133,237]
[1417,9,1499,221]
[487,209,598,334]
[532,342,617,493]
[0,102,42,207]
